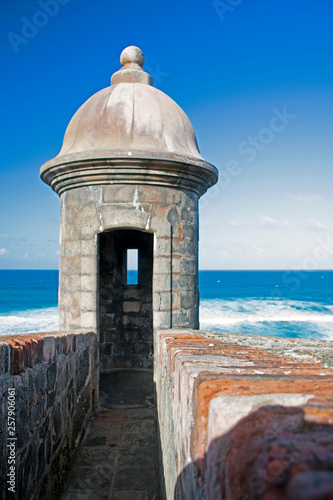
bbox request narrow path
[62,370,160,500]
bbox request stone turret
[41,46,218,371]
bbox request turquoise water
[199,271,333,340]
[0,270,332,339]
[0,270,58,336]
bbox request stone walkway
[62,370,160,500]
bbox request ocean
[0,270,332,340]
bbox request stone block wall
[154,329,333,499]
[3,326,332,499]
[59,184,199,336]
[59,184,200,371]
[0,331,97,500]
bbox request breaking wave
[199,299,333,340]
[0,307,59,337]
[1,299,332,340]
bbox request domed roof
[57,83,203,161]
[41,46,218,196]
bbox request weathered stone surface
[205,394,323,499]
[2,328,333,499]
[57,183,201,359]
[0,343,10,375]
[223,406,333,500]
[154,330,333,500]
[199,329,333,368]
[0,331,96,500]
[122,301,141,313]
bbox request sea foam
[1,299,332,340]
[0,307,59,336]
[199,299,333,340]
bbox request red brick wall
[0,331,97,500]
[154,330,333,499]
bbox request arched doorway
[98,229,153,372]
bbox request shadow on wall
[175,404,333,500]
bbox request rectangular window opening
[127,248,139,285]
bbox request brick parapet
[0,331,95,377]
[155,329,333,499]
[0,330,97,500]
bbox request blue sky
[1,0,332,270]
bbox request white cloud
[216,249,230,259]
[0,248,8,256]
[290,194,323,203]
[229,216,291,230]
[302,218,328,232]
[229,219,241,228]
[258,215,291,230]
[253,245,267,255]
[229,217,254,228]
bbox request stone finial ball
[120,46,145,67]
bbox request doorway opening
[98,229,153,372]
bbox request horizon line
[1,269,333,273]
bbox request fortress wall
[59,184,200,337]
[155,329,333,500]
[1,328,332,500]
[0,331,97,500]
